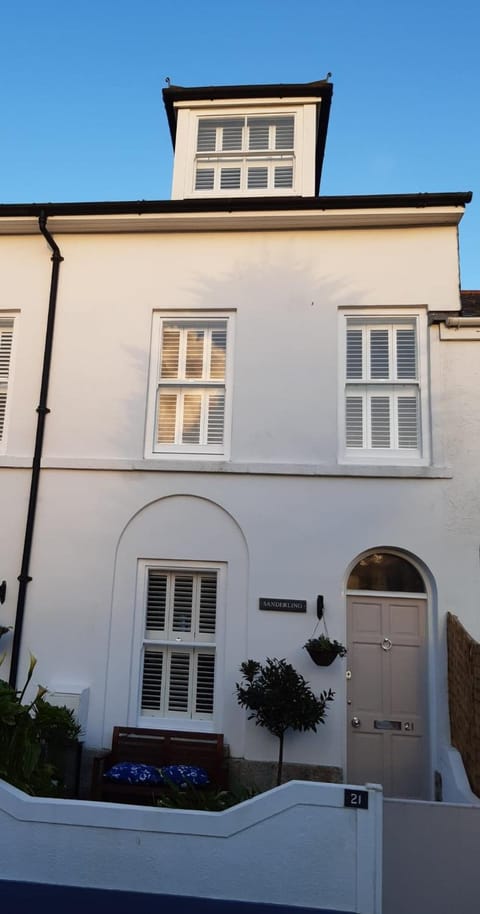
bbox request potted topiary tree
[236,658,334,786]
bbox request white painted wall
[384,798,480,914]
[0,779,383,913]
[0,218,477,797]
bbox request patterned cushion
[160,765,210,787]
[103,762,163,785]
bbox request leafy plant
[236,658,335,786]
[304,634,347,658]
[157,782,258,810]
[0,653,80,796]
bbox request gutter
[445,317,480,327]
[8,212,63,688]
[0,191,473,220]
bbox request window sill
[36,456,453,478]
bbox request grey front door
[347,593,428,798]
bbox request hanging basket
[305,643,339,667]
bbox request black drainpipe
[9,211,63,688]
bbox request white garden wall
[0,779,382,913]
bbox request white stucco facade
[0,199,477,802]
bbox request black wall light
[0,581,6,605]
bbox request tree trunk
[276,731,285,786]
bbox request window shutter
[181,392,202,444]
[195,652,215,714]
[160,328,180,379]
[369,330,390,379]
[210,327,227,379]
[171,575,194,635]
[370,397,391,448]
[195,169,215,191]
[146,571,167,634]
[142,568,218,719]
[141,649,164,711]
[198,574,217,636]
[220,168,241,190]
[274,166,293,189]
[346,329,363,379]
[197,121,217,152]
[155,319,228,452]
[156,391,178,444]
[247,167,268,189]
[185,330,205,379]
[206,392,224,445]
[248,123,269,150]
[396,328,416,379]
[0,321,13,441]
[221,120,243,151]
[346,397,364,448]
[167,652,191,713]
[275,117,294,149]
[397,396,418,448]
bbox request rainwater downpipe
[9,211,63,688]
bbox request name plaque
[259,598,307,613]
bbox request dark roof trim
[460,290,480,316]
[0,191,472,219]
[430,292,480,323]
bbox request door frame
[344,547,437,800]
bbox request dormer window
[163,79,333,200]
[194,115,295,194]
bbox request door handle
[351,716,361,728]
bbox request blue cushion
[103,762,163,785]
[160,765,210,787]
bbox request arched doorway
[346,551,429,799]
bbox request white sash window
[194,115,295,195]
[344,317,424,459]
[141,569,217,720]
[147,315,232,456]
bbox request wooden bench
[90,726,227,805]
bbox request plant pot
[305,644,338,666]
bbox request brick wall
[447,612,480,796]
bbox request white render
[0,205,477,800]
[0,778,383,912]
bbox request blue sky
[1,0,478,286]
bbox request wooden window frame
[145,311,234,459]
[193,114,296,197]
[338,309,430,465]
[133,560,226,730]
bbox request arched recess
[345,547,435,800]
[103,494,249,750]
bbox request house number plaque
[259,598,307,613]
[344,788,369,810]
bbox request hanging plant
[304,634,347,667]
[303,604,347,667]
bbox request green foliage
[157,782,258,811]
[0,655,80,796]
[33,697,81,746]
[236,658,335,786]
[304,634,347,658]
